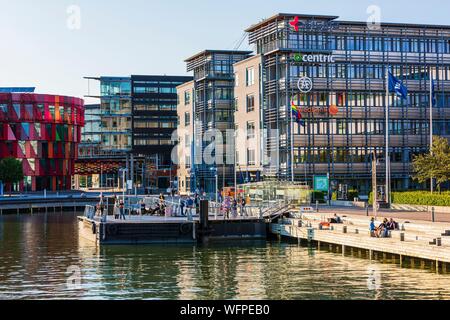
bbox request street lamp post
[372,151,378,218]
[119,168,128,202]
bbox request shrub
[312,191,326,203]
[369,191,450,207]
[347,189,359,201]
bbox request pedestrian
[119,199,126,220]
[140,199,146,215]
[195,194,200,216]
[186,196,194,221]
[232,198,238,218]
[241,196,247,217]
[114,197,120,219]
[179,197,186,217]
[224,196,231,220]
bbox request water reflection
[1,213,450,300]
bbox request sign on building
[314,176,329,192]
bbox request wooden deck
[270,212,450,270]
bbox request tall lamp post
[119,168,128,201]
[372,151,379,218]
[210,167,218,203]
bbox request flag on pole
[291,100,305,127]
[388,71,408,100]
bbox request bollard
[343,226,348,234]
[432,207,436,223]
[437,237,442,247]
[316,201,319,212]
[366,205,369,217]
[400,233,405,242]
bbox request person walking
[241,196,247,217]
[179,197,186,217]
[186,196,194,221]
[218,189,223,204]
[224,196,231,220]
[232,198,238,218]
[119,199,126,220]
[194,194,200,216]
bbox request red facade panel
[0,93,85,191]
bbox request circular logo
[329,105,339,116]
[294,53,303,62]
[297,77,313,93]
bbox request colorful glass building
[0,93,84,192]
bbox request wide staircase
[297,212,450,247]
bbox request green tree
[0,158,24,196]
[413,136,450,193]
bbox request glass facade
[185,50,252,193]
[131,75,191,162]
[247,14,450,194]
[100,77,132,152]
[0,93,84,191]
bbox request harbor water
[1,212,450,300]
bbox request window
[246,95,255,112]
[134,86,158,94]
[235,73,239,87]
[247,121,255,139]
[246,68,255,86]
[247,149,256,166]
[184,112,190,126]
[160,87,176,94]
[49,105,55,119]
[234,98,239,112]
[184,90,191,105]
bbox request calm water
[1,212,450,300]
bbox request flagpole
[291,98,295,183]
[385,68,391,206]
[430,75,434,193]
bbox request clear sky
[1,0,449,104]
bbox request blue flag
[388,71,408,100]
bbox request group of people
[370,217,399,238]
[220,194,251,219]
[96,195,126,220]
[178,193,202,219]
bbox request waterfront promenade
[317,206,450,223]
[271,210,450,271]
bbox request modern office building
[234,55,264,184]
[177,80,195,194]
[76,103,125,189]
[77,77,132,190]
[244,13,450,196]
[179,50,253,194]
[132,75,192,190]
[0,89,84,192]
[78,75,191,192]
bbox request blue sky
[1,0,449,104]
